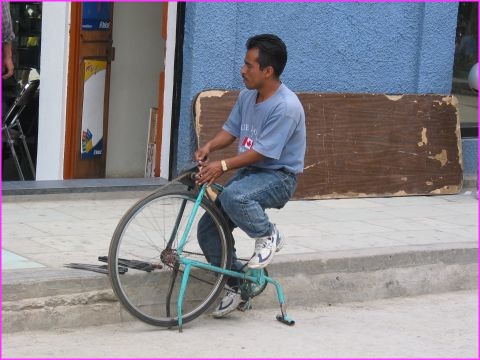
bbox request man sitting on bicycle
[195,34,306,318]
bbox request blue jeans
[197,167,297,288]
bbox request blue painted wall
[462,139,478,177]
[176,2,459,175]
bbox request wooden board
[194,90,463,199]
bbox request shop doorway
[452,2,478,178]
[63,2,166,179]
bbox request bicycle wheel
[108,186,233,327]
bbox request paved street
[2,290,477,358]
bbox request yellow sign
[84,60,107,83]
[81,60,107,159]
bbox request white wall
[36,2,70,180]
[159,3,177,180]
[106,3,164,177]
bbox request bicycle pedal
[237,300,252,312]
[276,314,295,326]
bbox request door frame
[63,3,81,179]
[159,2,183,180]
[63,3,114,179]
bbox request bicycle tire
[108,186,233,327]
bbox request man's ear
[264,65,275,79]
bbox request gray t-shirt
[223,83,306,174]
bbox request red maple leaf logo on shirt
[241,136,254,149]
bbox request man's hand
[195,145,210,167]
[2,42,14,80]
[195,130,236,166]
[196,160,224,186]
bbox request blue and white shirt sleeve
[222,92,244,138]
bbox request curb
[2,177,476,197]
[1,178,169,196]
[2,244,477,333]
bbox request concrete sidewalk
[2,184,478,332]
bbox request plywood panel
[194,91,463,199]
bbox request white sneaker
[211,288,242,318]
[247,229,277,269]
[273,224,285,252]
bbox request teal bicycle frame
[174,183,294,332]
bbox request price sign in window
[82,2,112,31]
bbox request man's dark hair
[246,34,287,78]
